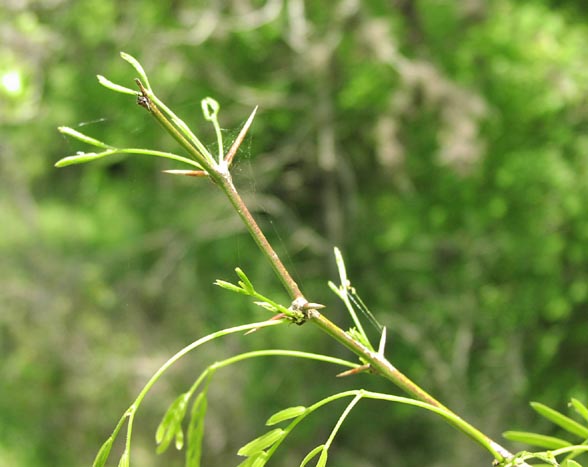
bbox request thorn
[244,313,286,335]
[224,106,258,167]
[336,364,371,378]
[162,169,208,177]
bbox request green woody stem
[136,90,526,465]
[215,171,509,461]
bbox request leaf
[266,406,307,426]
[503,430,572,449]
[236,452,268,467]
[92,436,114,467]
[118,449,129,467]
[54,152,111,168]
[175,427,185,450]
[58,126,112,148]
[214,280,248,295]
[120,52,150,89]
[563,460,583,467]
[315,449,328,467]
[299,445,324,467]
[531,402,588,438]
[235,268,254,294]
[96,75,137,96]
[570,398,588,424]
[237,429,285,457]
[156,393,189,454]
[186,392,208,467]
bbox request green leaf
[570,398,588,424]
[58,126,112,148]
[531,402,588,438]
[156,393,189,454]
[503,430,572,449]
[214,280,248,295]
[236,452,268,467]
[235,268,254,294]
[238,429,285,457]
[120,52,150,89]
[299,445,324,467]
[96,75,137,96]
[315,449,328,467]
[92,436,114,467]
[54,151,111,168]
[266,406,307,426]
[186,392,208,467]
[118,449,129,467]
[563,460,583,467]
[175,427,185,450]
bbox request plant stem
[215,172,305,300]
[213,167,523,464]
[138,96,527,465]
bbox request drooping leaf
[503,430,572,449]
[236,451,268,467]
[120,52,150,89]
[531,402,588,438]
[266,406,307,426]
[92,436,114,467]
[58,126,112,148]
[156,392,189,454]
[186,392,208,467]
[237,429,285,457]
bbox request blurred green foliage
[2,1,588,466]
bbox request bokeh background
[2,1,588,466]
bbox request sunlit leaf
[235,268,254,294]
[54,152,111,168]
[299,445,324,467]
[58,126,112,148]
[96,75,137,96]
[266,406,307,426]
[186,392,208,467]
[214,279,248,295]
[236,451,267,467]
[237,429,285,457]
[315,449,328,467]
[120,52,150,89]
[118,449,129,467]
[92,436,114,467]
[531,402,588,438]
[503,430,572,449]
[570,398,588,424]
[156,393,189,454]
